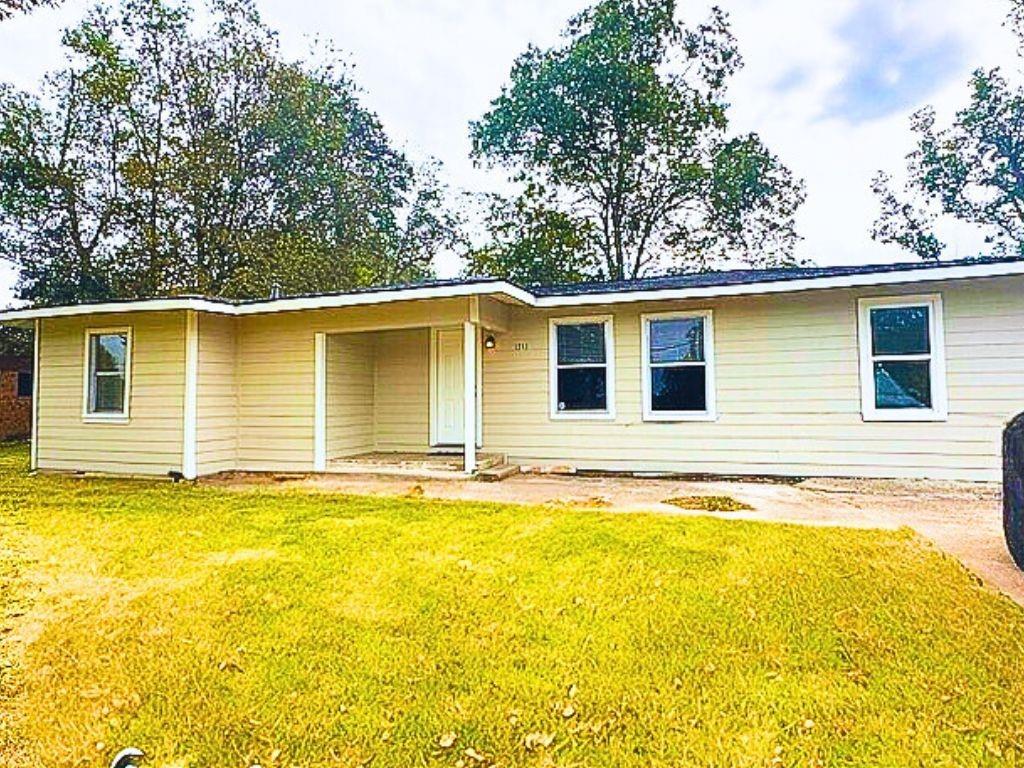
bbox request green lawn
[2,444,1024,767]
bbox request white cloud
[0,0,1020,306]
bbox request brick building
[0,355,32,440]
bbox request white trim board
[3,261,1024,322]
[182,310,199,479]
[313,332,327,472]
[0,282,533,321]
[30,318,40,471]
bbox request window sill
[643,411,718,423]
[82,414,130,425]
[861,409,948,423]
[549,411,616,421]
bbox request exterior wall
[36,312,186,475]
[0,368,32,440]
[326,333,375,458]
[196,313,237,475]
[26,276,1024,481]
[482,277,1024,481]
[235,299,467,471]
[373,329,430,451]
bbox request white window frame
[548,315,616,420]
[82,326,132,423]
[857,294,947,422]
[641,310,717,422]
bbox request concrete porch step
[475,463,521,482]
[475,453,506,472]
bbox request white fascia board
[229,281,535,315]
[0,297,232,322]
[0,281,534,322]
[2,262,1022,321]
[533,261,1024,307]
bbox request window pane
[871,306,930,356]
[17,371,32,398]
[92,374,125,413]
[92,333,127,373]
[874,360,932,409]
[557,367,607,411]
[649,318,704,364]
[651,366,706,412]
[557,323,606,365]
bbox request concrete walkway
[210,470,1024,606]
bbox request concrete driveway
[212,470,1023,606]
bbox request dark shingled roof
[530,255,1024,297]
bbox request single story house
[2,256,1023,482]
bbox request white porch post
[463,321,477,474]
[313,332,327,472]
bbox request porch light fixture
[484,334,497,350]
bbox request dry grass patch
[2,443,1024,767]
[663,494,754,512]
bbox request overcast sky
[0,0,1019,304]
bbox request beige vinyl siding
[482,277,1024,481]
[326,333,375,458]
[235,300,464,471]
[196,313,237,475]
[373,329,430,451]
[36,311,186,475]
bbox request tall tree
[466,186,600,286]
[0,0,62,21]
[470,0,804,282]
[0,0,460,304]
[872,4,1024,260]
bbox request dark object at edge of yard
[110,747,145,768]
[1004,412,1024,571]
[663,495,754,513]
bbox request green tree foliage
[872,5,1024,260]
[0,0,61,21]
[0,0,461,304]
[0,325,31,357]
[466,186,600,286]
[469,0,805,282]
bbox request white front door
[434,328,465,445]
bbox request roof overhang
[0,280,535,322]
[532,259,1024,306]
[1,259,1022,322]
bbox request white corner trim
[182,310,199,479]
[463,321,477,474]
[857,293,948,422]
[81,326,133,422]
[313,332,327,472]
[548,315,616,421]
[640,309,717,422]
[30,318,40,471]
[428,328,439,447]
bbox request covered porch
[310,302,505,475]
